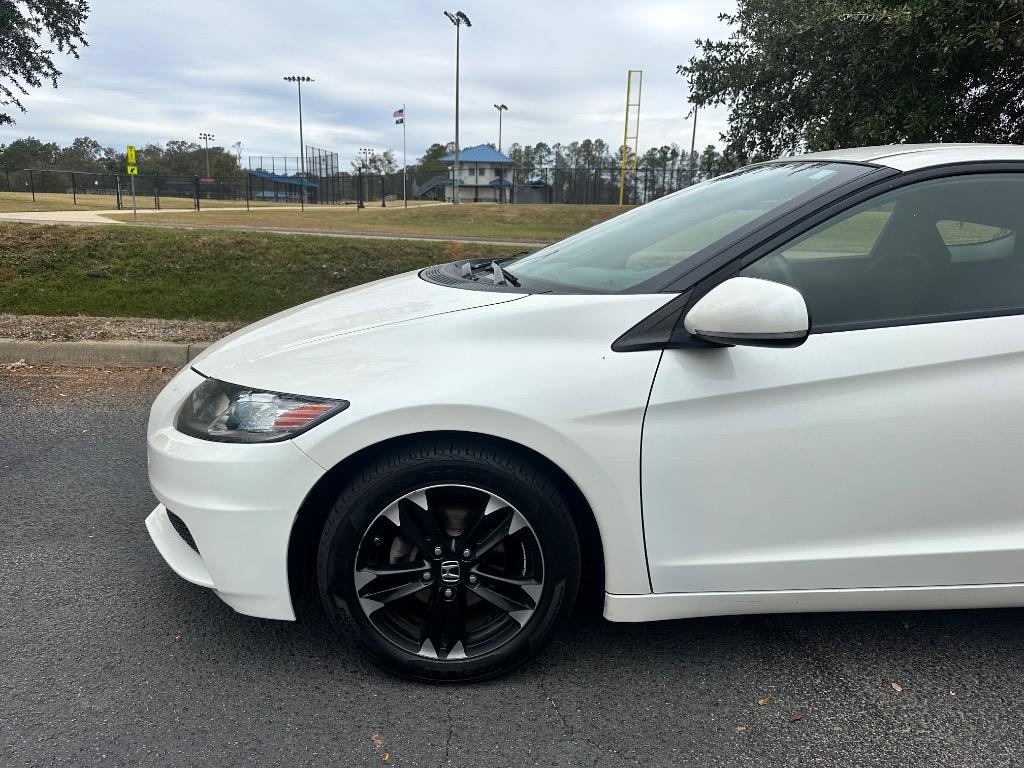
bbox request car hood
[190,270,525,380]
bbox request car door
[641,170,1024,594]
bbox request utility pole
[494,103,508,204]
[284,75,314,209]
[401,105,405,208]
[688,107,698,186]
[199,132,215,177]
[443,11,471,204]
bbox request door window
[740,174,1024,329]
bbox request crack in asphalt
[438,691,454,768]
[538,662,640,767]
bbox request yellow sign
[126,165,138,175]
[126,145,137,165]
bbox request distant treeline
[1,134,738,182]
[0,136,244,177]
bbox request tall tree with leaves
[680,1,1024,160]
[1,1,90,126]
[350,149,398,175]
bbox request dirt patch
[0,362,174,402]
[0,313,242,343]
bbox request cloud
[1,0,736,165]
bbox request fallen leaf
[382,754,389,763]
[891,682,903,693]
[789,711,803,723]
[174,633,182,642]
[757,697,770,706]
[735,724,747,733]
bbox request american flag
[393,107,404,124]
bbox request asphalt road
[2,368,1023,767]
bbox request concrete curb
[0,338,209,368]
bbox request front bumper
[146,367,326,620]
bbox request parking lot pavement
[3,367,1023,768]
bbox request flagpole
[402,103,407,209]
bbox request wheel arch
[286,430,605,615]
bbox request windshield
[508,162,870,292]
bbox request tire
[316,439,581,682]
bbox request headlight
[176,377,349,443]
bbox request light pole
[443,10,471,204]
[283,75,314,208]
[358,147,373,210]
[493,103,507,151]
[493,103,508,203]
[199,132,215,177]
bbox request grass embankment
[0,191,299,213]
[103,202,631,241]
[0,222,522,322]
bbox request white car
[147,143,1024,680]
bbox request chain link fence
[0,167,256,209]
[1,163,702,209]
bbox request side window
[740,174,1024,329]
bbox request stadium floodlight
[199,132,215,177]
[357,148,374,209]
[443,10,471,204]
[283,75,315,208]
[493,104,508,151]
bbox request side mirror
[683,276,809,348]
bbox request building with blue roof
[419,144,517,203]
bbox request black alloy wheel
[317,441,580,681]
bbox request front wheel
[317,440,581,681]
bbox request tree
[349,149,398,175]
[0,136,60,168]
[697,145,722,181]
[1,1,90,125]
[55,135,103,170]
[411,143,449,174]
[679,0,1024,160]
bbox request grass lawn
[0,191,300,213]
[102,202,631,241]
[0,222,522,322]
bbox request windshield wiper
[458,259,520,287]
[490,261,520,287]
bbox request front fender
[293,401,653,595]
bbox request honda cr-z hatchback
[148,144,1024,680]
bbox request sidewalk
[0,206,294,226]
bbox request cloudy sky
[2,0,735,165]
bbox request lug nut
[421,571,432,581]
[433,546,443,556]
[462,548,472,559]
[443,587,454,598]
[468,574,478,585]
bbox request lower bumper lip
[146,423,325,621]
